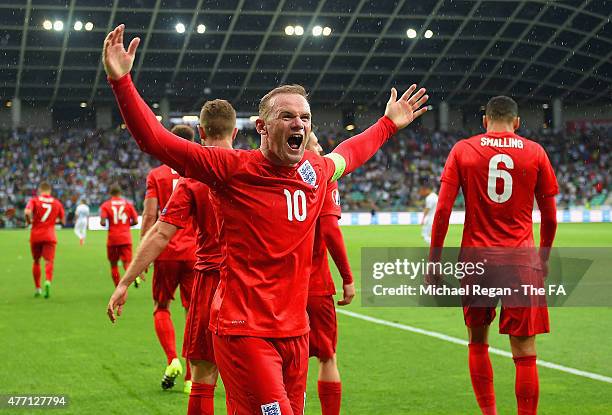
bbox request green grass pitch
[1,223,611,414]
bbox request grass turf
[0,223,610,414]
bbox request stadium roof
[1,0,610,110]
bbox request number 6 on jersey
[487,154,514,203]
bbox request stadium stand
[1,124,609,227]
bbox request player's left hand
[338,282,356,306]
[107,283,129,323]
[384,85,429,130]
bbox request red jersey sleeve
[320,182,341,218]
[159,178,193,229]
[26,199,34,210]
[128,203,138,223]
[100,202,109,219]
[331,116,398,178]
[535,145,559,198]
[145,171,158,199]
[57,201,65,223]
[109,74,240,188]
[440,143,461,187]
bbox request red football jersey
[100,197,138,246]
[166,146,336,337]
[159,178,221,273]
[26,195,65,243]
[441,131,558,248]
[145,165,197,261]
[309,181,342,296]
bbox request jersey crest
[297,160,317,187]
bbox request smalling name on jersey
[480,137,524,148]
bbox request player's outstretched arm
[104,24,204,178]
[107,221,177,323]
[428,181,459,262]
[536,194,557,267]
[125,221,176,283]
[320,215,355,306]
[328,85,428,179]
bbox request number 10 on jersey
[284,189,307,222]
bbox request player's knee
[318,355,337,367]
[154,302,170,312]
[190,359,218,384]
[509,335,536,357]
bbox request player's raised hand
[103,24,140,80]
[384,85,429,130]
[107,283,129,323]
[337,282,356,306]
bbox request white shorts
[74,219,88,239]
[421,222,432,244]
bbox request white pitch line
[336,308,612,384]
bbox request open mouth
[287,134,303,150]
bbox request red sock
[318,381,342,415]
[154,309,177,364]
[468,343,497,415]
[188,382,215,415]
[111,265,120,286]
[33,262,42,288]
[185,359,192,381]
[514,355,539,415]
[44,261,54,282]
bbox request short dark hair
[39,181,51,192]
[171,124,195,141]
[259,84,308,120]
[419,177,433,189]
[485,96,518,122]
[199,99,236,139]
[109,184,121,196]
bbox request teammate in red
[305,133,354,415]
[104,24,428,414]
[100,185,139,287]
[108,99,237,415]
[142,124,198,392]
[25,182,65,298]
[429,96,558,415]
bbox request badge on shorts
[297,160,317,187]
[261,402,281,415]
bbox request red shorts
[213,334,308,415]
[463,265,549,337]
[182,270,219,362]
[30,242,56,262]
[107,244,132,265]
[152,260,195,309]
[307,295,337,360]
[464,306,549,337]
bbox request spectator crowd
[0,124,609,227]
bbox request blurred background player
[141,124,198,392]
[429,96,558,415]
[73,199,90,246]
[419,179,438,245]
[108,99,237,414]
[306,132,355,415]
[25,181,65,298]
[100,184,139,287]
